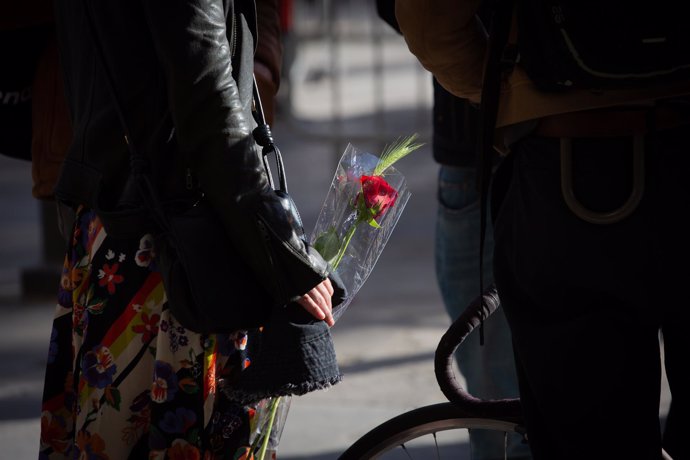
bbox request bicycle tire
[338,403,526,460]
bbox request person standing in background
[431,79,530,460]
[396,0,690,458]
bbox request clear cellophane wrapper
[309,143,411,323]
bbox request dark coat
[53,0,261,224]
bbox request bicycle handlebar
[434,284,523,422]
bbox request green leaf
[313,227,342,263]
[373,134,424,176]
[366,206,381,228]
[367,219,381,229]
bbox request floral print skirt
[40,207,258,459]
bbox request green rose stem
[256,396,281,460]
[331,218,360,270]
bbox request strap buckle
[560,136,645,224]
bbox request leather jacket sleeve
[141,0,333,304]
[141,0,250,158]
[141,0,268,222]
[395,0,487,103]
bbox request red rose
[359,175,398,220]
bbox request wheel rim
[362,418,522,459]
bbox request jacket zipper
[231,13,238,59]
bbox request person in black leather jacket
[40,0,338,458]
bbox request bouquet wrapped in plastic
[243,396,291,460]
[245,135,421,460]
[311,136,420,321]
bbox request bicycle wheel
[338,403,526,460]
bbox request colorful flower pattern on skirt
[40,208,259,459]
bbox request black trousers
[492,128,689,460]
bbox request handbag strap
[251,75,288,194]
[83,1,287,223]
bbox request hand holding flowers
[312,134,423,321]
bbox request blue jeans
[435,165,530,460]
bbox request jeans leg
[435,165,529,460]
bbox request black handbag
[84,3,345,334]
[151,82,324,333]
[150,91,286,332]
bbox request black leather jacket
[54,0,259,220]
[54,0,341,309]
